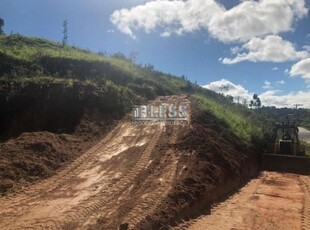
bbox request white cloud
[272,67,278,71]
[260,90,310,108]
[111,0,223,39]
[289,58,310,79]
[221,35,308,64]
[111,0,308,42]
[203,79,253,103]
[204,79,310,108]
[209,0,307,42]
[262,80,273,90]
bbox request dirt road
[0,95,190,229]
[299,127,310,143]
[173,172,310,230]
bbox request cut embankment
[0,81,128,195]
[0,94,261,230]
[136,105,260,229]
[0,109,116,195]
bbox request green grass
[0,75,94,86]
[0,34,201,99]
[194,94,263,142]
[0,34,112,62]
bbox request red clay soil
[0,95,259,230]
[136,104,258,229]
[173,172,310,230]
[0,109,115,195]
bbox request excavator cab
[273,118,305,156]
[261,116,309,175]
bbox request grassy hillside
[194,94,262,141]
[0,34,271,145]
[193,94,274,152]
[0,34,202,99]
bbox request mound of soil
[0,110,115,195]
[137,104,259,229]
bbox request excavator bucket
[261,153,310,175]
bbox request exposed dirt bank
[0,110,115,195]
[0,95,189,229]
[0,81,129,195]
[0,82,130,141]
[0,95,260,230]
[136,105,259,229]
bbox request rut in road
[172,172,309,230]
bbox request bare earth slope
[0,95,190,230]
[2,95,307,230]
[0,122,162,229]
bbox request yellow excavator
[261,116,310,175]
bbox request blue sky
[1,0,310,107]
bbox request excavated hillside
[3,34,307,230]
[0,95,260,230]
[1,34,253,198]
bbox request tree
[249,94,262,109]
[0,18,4,35]
[226,95,234,102]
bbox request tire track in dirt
[0,123,123,209]
[171,175,262,230]
[300,176,310,230]
[172,172,306,230]
[0,123,123,221]
[77,123,165,229]
[59,125,163,229]
[0,123,161,230]
[122,125,179,229]
[101,96,190,230]
[0,95,191,230]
